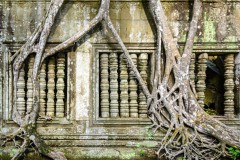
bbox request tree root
[2,127,67,160]
[5,0,67,159]
[147,0,240,159]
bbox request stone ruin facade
[1,0,240,159]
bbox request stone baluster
[224,54,235,118]
[16,65,26,116]
[109,53,119,117]
[138,53,148,118]
[46,57,55,117]
[100,53,110,118]
[39,61,46,116]
[129,54,138,118]
[56,54,65,118]
[26,55,34,114]
[196,53,208,108]
[189,53,196,89]
[120,53,129,117]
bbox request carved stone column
[109,53,119,117]
[16,65,26,116]
[56,54,65,118]
[138,53,148,118]
[189,53,196,89]
[26,55,34,114]
[120,53,129,117]
[196,53,208,108]
[224,54,235,118]
[100,53,109,118]
[46,57,55,117]
[39,61,46,116]
[129,53,138,118]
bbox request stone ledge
[3,42,239,52]
[0,146,159,160]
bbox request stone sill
[3,42,240,52]
[93,117,152,125]
[5,116,240,125]
[5,117,72,125]
[1,146,159,160]
[213,116,240,126]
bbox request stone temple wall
[1,0,240,159]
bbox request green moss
[0,153,12,160]
[25,153,49,160]
[122,152,136,159]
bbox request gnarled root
[1,126,67,160]
[148,65,240,159]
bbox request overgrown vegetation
[228,146,240,159]
[204,108,218,115]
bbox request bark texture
[2,0,240,159]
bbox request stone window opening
[99,52,152,118]
[204,55,225,116]
[3,51,69,121]
[191,53,237,118]
[92,45,155,125]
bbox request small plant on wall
[228,146,240,159]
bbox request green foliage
[146,131,154,140]
[139,150,145,156]
[204,108,218,115]
[176,158,187,160]
[122,153,136,159]
[9,149,18,158]
[228,146,240,159]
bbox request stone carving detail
[120,53,129,117]
[16,64,26,116]
[100,53,110,118]
[129,54,138,118]
[39,61,46,116]
[189,53,196,89]
[224,54,235,118]
[56,54,65,118]
[138,53,148,118]
[196,53,208,108]
[46,57,56,117]
[13,54,67,118]
[98,52,151,119]
[109,53,119,117]
[26,55,34,114]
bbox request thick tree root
[146,0,240,159]
[2,126,67,160]
[4,0,67,159]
